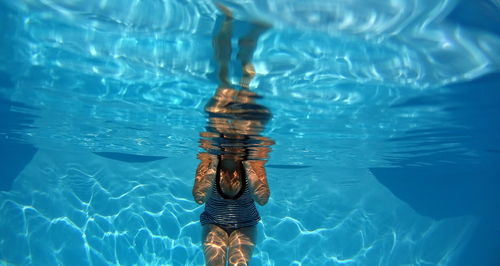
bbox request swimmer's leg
[237,22,271,89]
[228,226,256,266]
[202,224,229,266]
[213,3,234,88]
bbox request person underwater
[192,3,273,266]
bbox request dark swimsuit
[200,157,260,236]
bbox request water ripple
[0,151,478,264]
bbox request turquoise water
[1,0,499,265]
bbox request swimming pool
[1,0,499,265]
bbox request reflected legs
[237,24,270,89]
[213,3,270,89]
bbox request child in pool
[192,3,272,266]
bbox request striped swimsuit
[200,158,260,235]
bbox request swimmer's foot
[240,63,256,89]
[249,19,272,32]
[215,2,233,20]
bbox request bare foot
[249,19,272,31]
[215,2,233,19]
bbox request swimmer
[192,3,272,266]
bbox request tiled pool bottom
[0,149,475,265]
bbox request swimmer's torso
[200,157,260,230]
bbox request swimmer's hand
[194,196,206,205]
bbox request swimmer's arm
[243,160,270,206]
[192,154,218,204]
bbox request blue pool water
[1,0,499,265]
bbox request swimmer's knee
[228,255,249,266]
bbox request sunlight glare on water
[1,0,498,159]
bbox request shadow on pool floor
[371,73,500,266]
